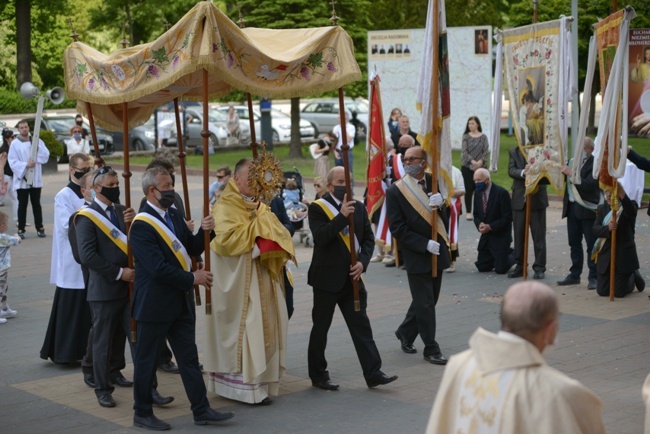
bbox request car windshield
[208,110,228,123]
[47,118,77,135]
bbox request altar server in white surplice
[40,153,93,364]
[426,281,605,434]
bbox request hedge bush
[0,88,78,114]
[40,130,64,156]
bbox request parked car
[217,106,316,143]
[300,98,368,139]
[17,115,114,163]
[167,107,251,150]
[109,115,156,151]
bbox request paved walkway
[1,166,648,433]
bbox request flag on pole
[366,73,391,249]
[592,8,636,193]
[366,74,387,219]
[416,0,452,200]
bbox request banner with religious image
[628,28,650,138]
[502,19,571,195]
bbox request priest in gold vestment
[203,158,295,405]
[426,281,605,434]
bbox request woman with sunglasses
[66,125,91,158]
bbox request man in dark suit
[75,167,136,408]
[507,147,548,280]
[307,166,398,391]
[130,167,233,430]
[472,168,514,274]
[593,184,645,297]
[386,146,449,365]
[558,137,600,289]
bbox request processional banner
[502,19,570,195]
[416,0,452,200]
[628,28,650,137]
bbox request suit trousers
[133,304,208,417]
[16,187,43,230]
[597,270,635,298]
[89,297,129,396]
[566,202,597,281]
[475,240,514,274]
[461,166,475,213]
[82,304,127,376]
[396,272,442,356]
[513,207,546,272]
[308,281,381,382]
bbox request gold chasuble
[204,179,295,404]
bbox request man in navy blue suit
[130,167,234,430]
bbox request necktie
[418,178,427,193]
[482,191,488,215]
[106,205,119,228]
[164,211,176,236]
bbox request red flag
[366,75,387,219]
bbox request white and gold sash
[395,175,450,247]
[76,207,128,255]
[132,212,191,271]
[313,198,361,254]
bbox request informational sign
[368,26,492,151]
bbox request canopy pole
[201,69,212,315]
[85,102,103,167]
[121,102,136,343]
[338,88,360,312]
[247,93,259,158]
[174,97,201,306]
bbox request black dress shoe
[588,278,598,290]
[255,397,273,405]
[97,393,116,408]
[634,270,645,292]
[158,361,179,373]
[557,276,580,286]
[151,388,174,406]
[533,271,545,280]
[134,414,171,431]
[366,372,398,388]
[508,268,523,278]
[83,373,96,388]
[111,374,133,387]
[394,330,416,354]
[194,407,235,425]
[423,353,448,365]
[311,378,339,391]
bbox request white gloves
[427,240,440,255]
[428,193,443,208]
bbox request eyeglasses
[403,157,423,163]
[216,175,226,179]
[314,184,321,188]
[72,130,82,134]
[92,165,113,184]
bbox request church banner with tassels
[416,0,452,201]
[502,19,570,195]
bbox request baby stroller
[281,168,312,246]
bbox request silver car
[217,106,315,143]
[168,107,251,150]
[301,98,368,139]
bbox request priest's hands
[201,215,215,231]
[123,207,135,224]
[349,261,364,281]
[193,262,213,288]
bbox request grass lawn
[107,134,650,197]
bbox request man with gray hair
[426,281,606,434]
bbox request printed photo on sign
[628,29,650,137]
[517,67,546,146]
[475,29,489,55]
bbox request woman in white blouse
[65,125,90,157]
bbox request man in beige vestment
[204,158,295,405]
[426,281,605,434]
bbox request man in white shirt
[7,120,50,239]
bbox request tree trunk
[288,97,303,158]
[15,0,32,90]
[587,88,597,136]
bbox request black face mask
[156,188,176,209]
[331,185,347,202]
[73,168,91,180]
[101,186,120,204]
[76,120,83,127]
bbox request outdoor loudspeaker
[20,82,39,99]
[46,87,65,105]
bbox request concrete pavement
[0,165,648,433]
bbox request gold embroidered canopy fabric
[63,2,361,130]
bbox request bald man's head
[500,282,559,351]
[398,134,415,153]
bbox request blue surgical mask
[73,133,82,140]
[90,189,96,201]
[475,181,487,192]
